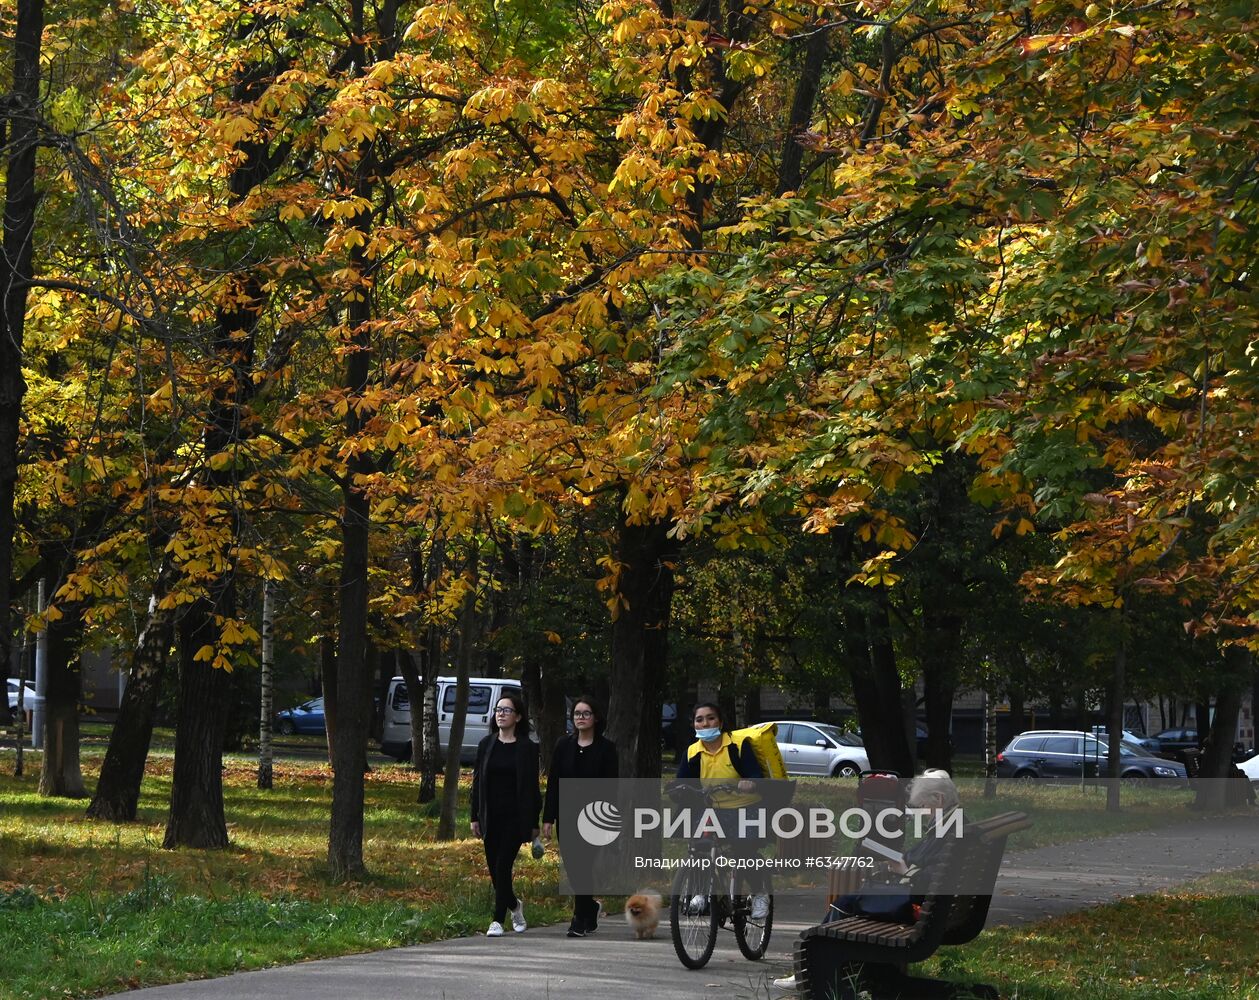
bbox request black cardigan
[470,732,542,844]
[542,734,619,824]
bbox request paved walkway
[125,815,1259,999]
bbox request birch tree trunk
[258,579,276,790]
[983,684,998,799]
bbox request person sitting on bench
[772,769,962,993]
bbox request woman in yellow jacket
[674,702,769,920]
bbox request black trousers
[561,849,599,930]
[484,826,522,923]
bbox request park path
[123,814,1259,999]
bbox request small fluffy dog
[624,890,662,939]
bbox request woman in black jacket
[470,691,542,937]
[542,694,618,937]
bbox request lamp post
[31,579,46,750]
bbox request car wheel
[832,762,860,778]
[395,741,413,763]
[277,720,296,736]
[1121,771,1148,787]
[1013,769,1037,783]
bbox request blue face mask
[695,727,722,742]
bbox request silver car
[774,720,870,778]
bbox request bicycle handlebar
[666,781,748,806]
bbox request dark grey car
[996,730,1187,785]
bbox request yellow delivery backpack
[731,722,789,781]
[687,722,789,781]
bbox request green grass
[0,874,499,998]
[916,866,1259,999]
[0,751,569,999]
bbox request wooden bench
[793,810,1031,1000]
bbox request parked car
[379,676,529,763]
[275,697,325,736]
[6,677,39,712]
[774,720,870,778]
[1149,727,1199,754]
[1149,727,1256,765]
[851,721,933,757]
[1090,726,1159,753]
[996,730,1187,785]
[1239,753,1259,788]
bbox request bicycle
[667,783,774,969]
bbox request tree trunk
[1194,647,1251,810]
[327,474,371,877]
[325,7,379,875]
[605,517,680,779]
[163,607,230,848]
[0,0,43,696]
[983,685,997,799]
[258,579,276,790]
[776,19,828,195]
[38,601,86,798]
[1008,685,1026,738]
[1252,666,1259,751]
[744,687,762,735]
[420,660,440,802]
[162,24,279,841]
[87,573,175,821]
[715,689,736,736]
[1046,689,1065,729]
[221,643,255,753]
[512,533,563,770]
[1073,685,1091,732]
[538,661,567,773]
[521,655,544,764]
[402,535,441,781]
[417,535,444,797]
[437,552,477,840]
[1194,700,1211,746]
[919,597,960,772]
[843,591,915,777]
[1106,627,1125,813]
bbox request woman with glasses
[542,695,618,937]
[470,691,542,937]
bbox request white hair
[906,768,959,809]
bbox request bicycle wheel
[670,864,719,969]
[732,872,773,961]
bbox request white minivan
[379,675,524,763]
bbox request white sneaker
[772,974,798,991]
[486,921,504,937]
[688,894,708,914]
[510,900,527,933]
[751,894,770,920]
